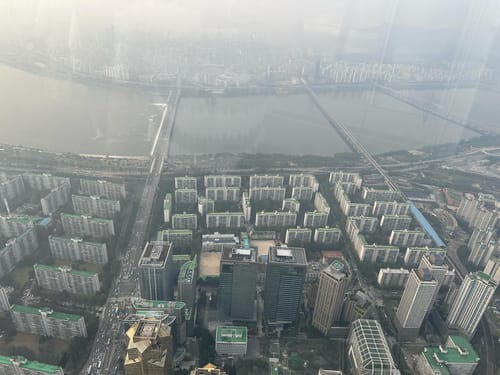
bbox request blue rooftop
[38,217,52,226]
[408,201,446,247]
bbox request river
[0,63,494,157]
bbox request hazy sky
[1,0,499,51]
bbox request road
[80,88,180,374]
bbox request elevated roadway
[81,88,181,374]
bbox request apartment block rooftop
[34,263,97,278]
[10,305,82,321]
[0,356,62,374]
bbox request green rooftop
[134,300,186,310]
[0,356,62,374]
[61,213,113,223]
[49,235,105,245]
[34,263,97,278]
[216,326,247,343]
[172,254,192,262]
[10,305,83,322]
[422,336,479,374]
[179,255,197,283]
[475,271,491,281]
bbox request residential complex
[377,268,410,288]
[215,326,248,356]
[447,272,497,338]
[164,193,172,224]
[314,227,342,244]
[34,264,100,296]
[72,194,121,218]
[48,235,108,265]
[157,229,193,246]
[198,197,215,216]
[312,260,350,335]
[249,174,284,188]
[175,176,197,190]
[10,305,87,338]
[282,198,300,213]
[139,241,174,301]
[264,246,307,324]
[0,356,64,375]
[285,228,312,245]
[255,211,297,227]
[389,229,427,247]
[361,187,402,203]
[291,186,315,201]
[175,188,198,204]
[395,268,438,334]
[172,213,197,230]
[0,228,39,278]
[205,187,240,201]
[204,175,241,188]
[61,213,115,239]
[249,186,285,201]
[380,215,412,231]
[304,211,329,228]
[372,201,410,217]
[218,247,258,321]
[40,182,71,215]
[206,212,245,228]
[79,178,126,200]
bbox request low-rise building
[48,235,108,265]
[0,356,64,375]
[72,194,120,218]
[285,228,312,245]
[34,264,100,296]
[10,305,87,338]
[314,227,341,244]
[255,211,297,227]
[206,212,245,228]
[202,233,239,252]
[215,326,248,356]
[61,213,115,239]
[377,268,410,288]
[172,213,197,230]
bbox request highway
[80,88,181,374]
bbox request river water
[0,63,495,157]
